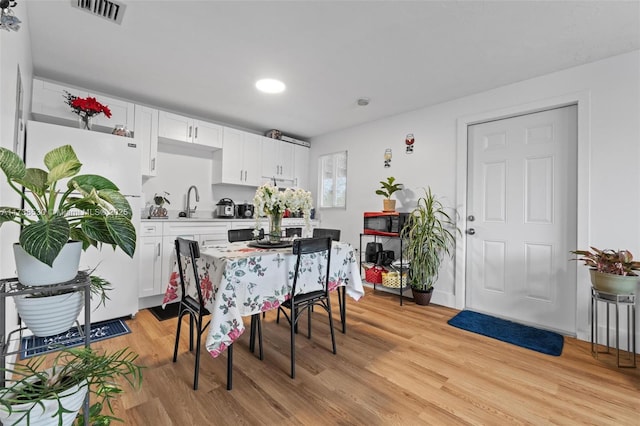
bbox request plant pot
[0,372,87,426]
[383,199,396,212]
[14,291,84,337]
[411,287,433,306]
[13,241,82,286]
[589,269,639,294]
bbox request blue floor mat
[20,318,131,358]
[447,310,564,356]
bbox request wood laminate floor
[91,288,639,425]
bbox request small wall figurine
[384,148,392,167]
[405,133,414,154]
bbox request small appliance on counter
[236,202,255,219]
[216,198,235,218]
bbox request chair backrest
[174,237,204,306]
[285,227,303,238]
[290,237,332,298]
[228,228,264,242]
[312,228,341,241]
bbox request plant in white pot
[14,274,112,338]
[0,145,136,285]
[0,346,143,426]
[571,247,640,294]
[401,187,458,305]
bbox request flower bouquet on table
[253,183,313,243]
[63,90,111,130]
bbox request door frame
[454,91,591,340]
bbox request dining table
[162,239,365,358]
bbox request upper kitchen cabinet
[212,127,262,186]
[31,78,134,133]
[158,110,223,149]
[134,105,159,177]
[293,144,310,189]
[261,137,295,182]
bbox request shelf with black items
[0,271,92,421]
[359,233,409,305]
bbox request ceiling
[24,1,640,140]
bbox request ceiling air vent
[70,0,126,25]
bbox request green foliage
[0,347,143,425]
[0,145,136,266]
[571,247,640,276]
[375,176,403,199]
[401,187,459,291]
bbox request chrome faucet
[186,185,200,218]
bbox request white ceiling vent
[70,0,126,25]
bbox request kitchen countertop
[141,217,316,223]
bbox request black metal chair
[277,237,336,378]
[312,228,341,241]
[172,237,233,390]
[311,228,346,333]
[285,227,303,238]
[228,228,264,242]
[227,229,265,359]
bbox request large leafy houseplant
[0,145,136,267]
[0,346,143,426]
[401,187,458,305]
[571,247,640,294]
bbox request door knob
[467,215,475,222]
[466,228,476,235]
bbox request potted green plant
[0,346,143,426]
[0,145,136,286]
[571,247,640,294]
[401,187,458,305]
[14,274,112,338]
[376,176,403,212]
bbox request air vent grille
[71,0,126,24]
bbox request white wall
[309,50,640,343]
[0,2,34,331]
[141,146,258,218]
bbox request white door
[466,105,577,334]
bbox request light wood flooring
[91,288,639,425]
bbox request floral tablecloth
[162,241,364,357]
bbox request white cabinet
[213,127,262,186]
[139,222,164,298]
[262,137,295,182]
[134,105,159,177]
[158,110,223,149]
[31,78,135,133]
[293,144,310,189]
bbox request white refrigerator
[24,120,141,323]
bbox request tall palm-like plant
[401,187,458,293]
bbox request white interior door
[466,105,577,334]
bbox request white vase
[14,290,84,337]
[13,241,82,286]
[0,373,87,426]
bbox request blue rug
[447,310,564,356]
[21,319,131,359]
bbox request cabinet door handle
[240,170,243,181]
[244,170,247,181]
[188,125,192,139]
[151,158,156,171]
[157,243,161,257]
[194,126,198,139]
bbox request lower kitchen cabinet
[138,221,230,300]
[138,235,163,298]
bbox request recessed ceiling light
[256,78,286,94]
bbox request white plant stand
[590,287,636,368]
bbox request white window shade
[319,151,347,209]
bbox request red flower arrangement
[64,90,112,119]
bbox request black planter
[411,287,433,306]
